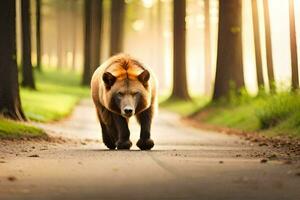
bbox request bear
[91,54,157,150]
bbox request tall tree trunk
[109,0,125,56]
[212,0,244,100]
[0,0,26,121]
[170,0,190,100]
[21,0,36,89]
[82,0,92,85]
[289,0,299,91]
[56,2,63,69]
[90,0,103,73]
[71,0,78,71]
[251,0,264,90]
[263,0,275,93]
[156,0,165,88]
[204,0,212,95]
[36,0,42,71]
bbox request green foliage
[21,70,89,122]
[202,99,262,132]
[204,92,300,137]
[271,111,300,137]
[214,86,253,106]
[256,93,300,129]
[0,118,46,139]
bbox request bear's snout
[122,106,134,117]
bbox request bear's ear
[102,72,116,89]
[138,70,150,86]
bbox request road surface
[0,100,300,200]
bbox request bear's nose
[124,108,133,115]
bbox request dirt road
[0,100,300,200]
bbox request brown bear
[91,54,157,150]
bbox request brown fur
[91,54,157,150]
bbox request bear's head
[101,59,152,118]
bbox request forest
[0,0,300,199]
[1,0,300,138]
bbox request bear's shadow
[77,149,170,152]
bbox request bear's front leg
[113,114,132,150]
[100,122,117,150]
[136,107,154,150]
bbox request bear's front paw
[116,140,132,150]
[104,142,116,150]
[137,139,154,150]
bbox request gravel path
[0,100,300,200]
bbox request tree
[90,0,103,73]
[56,1,63,69]
[0,0,26,120]
[212,0,244,100]
[36,0,42,71]
[71,0,78,70]
[109,0,125,56]
[204,0,212,95]
[263,0,275,93]
[170,0,190,100]
[21,0,36,89]
[82,0,92,85]
[251,0,264,90]
[82,0,103,86]
[155,0,165,88]
[289,0,299,91]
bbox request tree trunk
[71,0,78,71]
[263,0,275,93]
[56,2,64,69]
[204,0,212,95]
[156,0,165,88]
[90,0,103,74]
[289,0,299,91]
[0,0,26,121]
[82,0,92,85]
[251,0,264,90]
[21,0,36,89]
[36,0,42,71]
[212,0,244,100]
[170,0,190,100]
[109,0,125,56]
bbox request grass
[159,95,208,117]
[200,99,262,132]
[21,70,89,122]
[0,118,46,139]
[0,69,89,139]
[201,93,300,137]
[161,92,300,138]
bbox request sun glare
[142,0,155,8]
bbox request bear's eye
[117,92,124,97]
[132,92,139,97]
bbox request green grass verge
[159,95,208,117]
[0,117,46,139]
[0,69,89,139]
[197,92,300,137]
[21,70,89,122]
[161,92,300,138]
